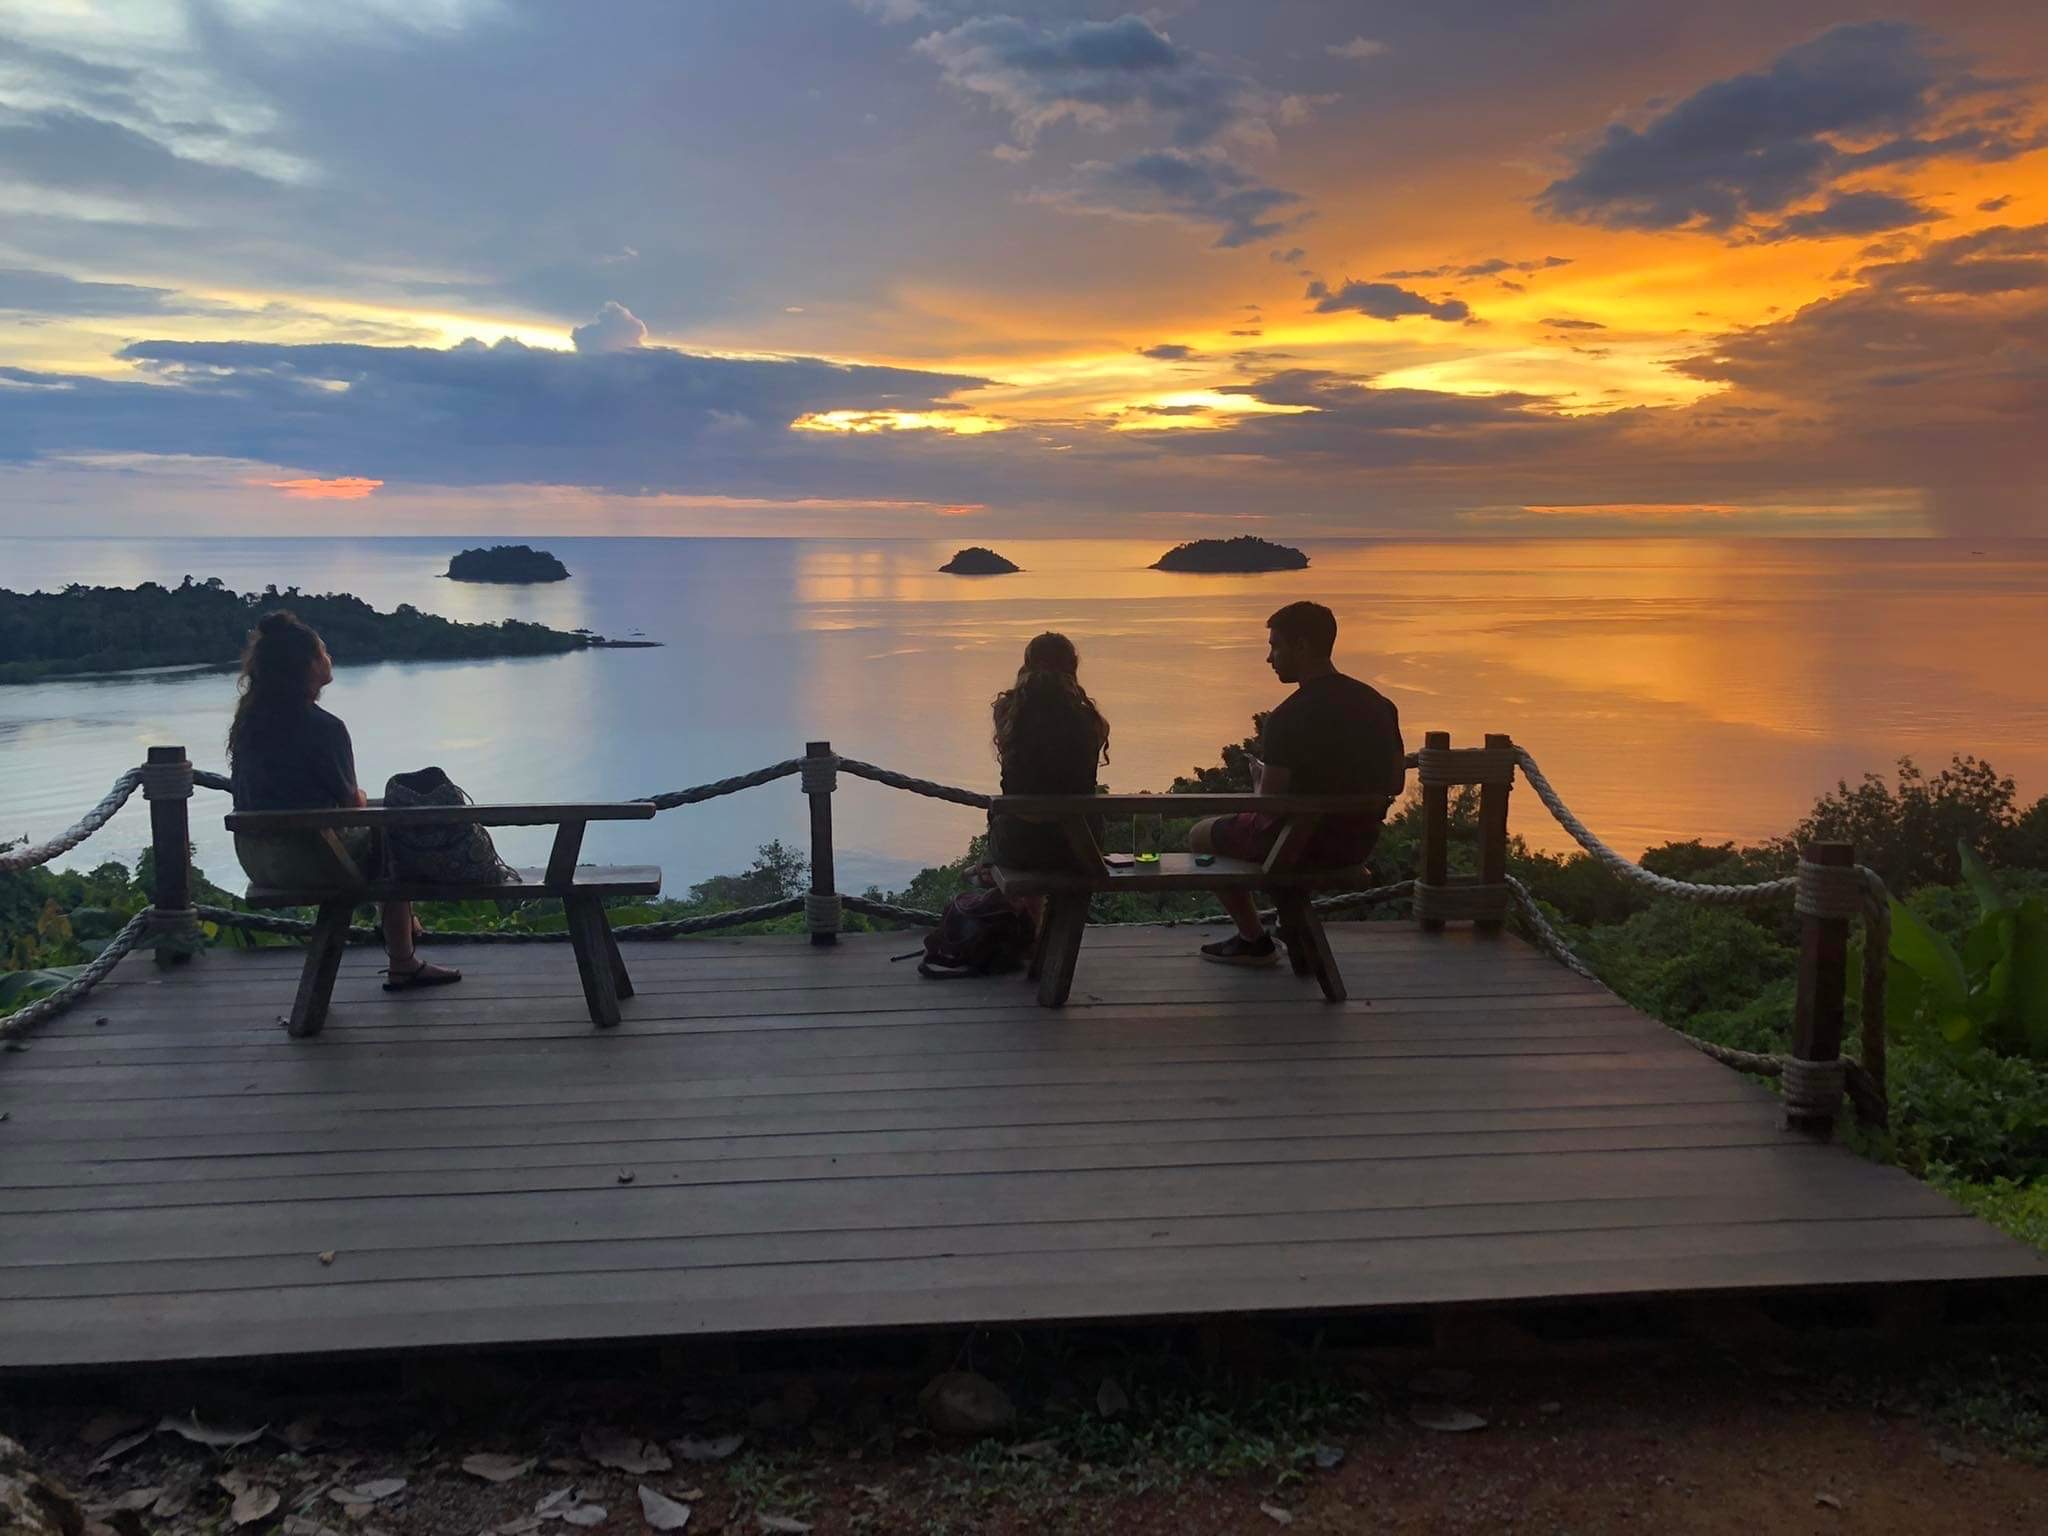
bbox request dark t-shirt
[231,703,358,812]
[1261,673,1405,804]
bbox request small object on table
[1194,852,1215,866]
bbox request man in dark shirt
[1190,601,1405,967]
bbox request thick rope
[1513,748,1797,905]
[804,890,842,934]
[837,758,992,809]
[644,759,802,811]
[0,767,144,873]
[193,768,233,793]
[0,909,151,1037]
[843,894,945,925]
[800,756,838,797]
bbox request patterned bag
[381,767,521,886]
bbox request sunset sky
[2,0,2046,537]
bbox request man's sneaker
[1200,932,1280,968]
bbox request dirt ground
[8,1316,2045,1536]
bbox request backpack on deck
[918,888,1034,979]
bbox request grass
[1938,1176,2048,1253]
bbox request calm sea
[4,535,2046,894]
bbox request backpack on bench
[918,888,1034,979]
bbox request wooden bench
[987,793,1390,1007]
[222,802,661,1036]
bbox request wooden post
[805,740,837,947]
[1476,732,1513,933]
[145,744,195,966]
[1419,730,1450,933]
[1788,841,1853,1135]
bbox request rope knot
[1794,859,1866,921]
[804,891,842,934]
[800,756,838,796]
[1780,1055,1846,1121]
[140,759,194,801]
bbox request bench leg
[1289,900,1346,1003]
[600,910,634,999]
[1026,903,1051,981]
[1037,894,1087,1008]
[287,899,353,1039]
[565,895,623,1028]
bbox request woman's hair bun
[257,609,298,637]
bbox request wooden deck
[2,924,2041,1370]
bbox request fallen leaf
[496,1521,545,1536]
[225,1478,282,1527]
[616,1169,635,1184]
[543,1457,590,1475]
[152,1484,194,1518]
[1095,1378,1129,1418]
[638,1484,692,1531]
[1815,1492,1844,1510]
[669,1434,743,1463]
[1409,1404,1488,1433]
[1312,1443,1345,1470]
[462,1453,537,1484]
[559,1504,607,1528]
[318,1251,337,1266]
[757,1517,812,1534]
[158,1412,266,1449]
[80,1413,150,1447]
[329,1477,407,1507]
[109,1487,162,1512]
[534,1487,575,1515]
[1006,1440,1058,1462]
[91,1429,153,1471]
[581,1426,671,1474]
[1259,1504,1295,1527]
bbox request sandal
[382,959,462,991]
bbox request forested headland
[0,577,631,684]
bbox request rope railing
[0,766,145,873]
[0,910,151,1039]
[1502,746,1892,1128]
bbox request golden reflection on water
[793,537,2048,863]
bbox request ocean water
[3,535,2046,894]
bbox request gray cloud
[1380,256,1571,280]
[0,338,992,493]
[1306,279,1470,323]
[570,301,649,353]
[1541,316,1605,330]
[1042,150,1305,249]
[1978,195,2014,213]
[1537,22,2038,238]
[0,267,190,318]
[1755,190,1945,242]
[911,13,1275,151]
[1138,343,1196,360]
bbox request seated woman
[228,610,460,991]
[986,632,1111,925]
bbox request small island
[445,545,570,583]
[939,547,1021,575]
[0,578,654,685]
[1151,536,1309,573]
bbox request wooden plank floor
[2,924,2041,1369]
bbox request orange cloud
[265,476,383,500]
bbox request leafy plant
[1887,843,2048,1058]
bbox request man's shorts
[1207,812,1380,870]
